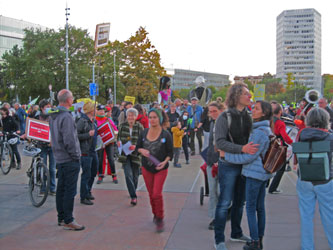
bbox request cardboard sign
[95,23,111,49]
[97,120,116,146]
[26,118,51,143]
[124,96,135,104]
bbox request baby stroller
[199,162,218,205]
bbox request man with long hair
[214,83,259,250]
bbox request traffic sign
[89,83,99,96]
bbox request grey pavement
[0,148,331,250]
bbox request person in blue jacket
[220,100,273,250]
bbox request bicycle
[23,140,50,207]
[0,132,19,175]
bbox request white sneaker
[215,242,227,250]
[230,234,251,242]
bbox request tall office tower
[276,9,321,91]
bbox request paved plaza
[0,150,331,250]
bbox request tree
[286,72,295,90]
[212,85,230,101]
[120,27,166,104]
[323,74,333,101]
[268,83,307,104]
[1,26,94,103]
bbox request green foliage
[267,83,307,104]
[178,88,191,100]
[212,85,230,101]
[244,79,254,92]
[120,27,166,104]
[286,72,295,90]
[323,75,333,100]
[1,26,166,105]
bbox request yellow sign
[254,84,265,101]
[124,96,135,104]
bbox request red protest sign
[26,118,51,143]
[97,120,116,146]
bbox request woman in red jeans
[137,108,173,233]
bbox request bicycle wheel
[29,162,50,207]
[0,142,13,175]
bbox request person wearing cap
[76,102,98,205]
[187,97,203,155]
[106,100,121,126]
[95,104,118,184]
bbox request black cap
[97,105,105,110]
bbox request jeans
[245,177,267,241]
[203,130,210,150]
[142,167,168,219]
[123,157,139,198]
[10,144,21,164]
[269,162,286,193]
[189,128,202,153]
[214,160,246,244]
[97,143,116,176]
[88,151,98,192]
[296,179,333,250]
[207,164,219,219]
[56,161,80,224]
[182,135,189,161]
[41,147,56,192]
[80,156,93,200]
[173,147,181,165]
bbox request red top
[136,114,149,128]
[274,119,293,145]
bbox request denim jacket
[225,120,273,181]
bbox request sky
[1,0,332,79]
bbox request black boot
[243,240,261,250]
[259,237,263,249]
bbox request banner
[97,120,116,146]
[124,96,135,104]
[254,84,265,101]
[25,118,51,143]
[95,23,111,49]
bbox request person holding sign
[117,108,144,206]
[137,108,173,233]
[95,105,118,184]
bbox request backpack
[292,140,330,181]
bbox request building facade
[234,75,264,85]
[0,15,45,61]
[276,9,321,91]
[167,68,230,90]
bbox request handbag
[262,136,287,174]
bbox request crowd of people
[1,81,333,250]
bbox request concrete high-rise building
[0,15,45,61]
[276,9,321,91]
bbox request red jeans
[141,167,168,219]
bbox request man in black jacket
[77,102,97,205]
[49,89,84,231]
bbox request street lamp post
[65,5,70,90]
[113,53,116,104]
